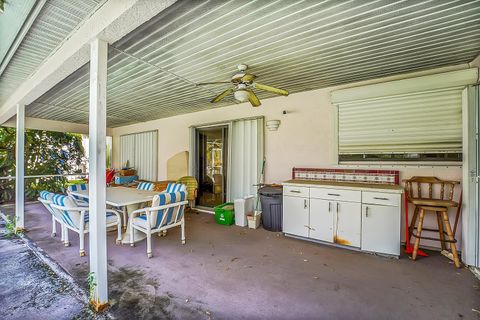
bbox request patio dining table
[70,186,159,244]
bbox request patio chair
[177,176,198,209]
[137,181,154,191]
[38,191,65,242]
[129,191,188,258]
[67,183,89,206]
[50,194,122,257]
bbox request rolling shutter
[337,87,463,155]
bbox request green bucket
[214,202,235,225]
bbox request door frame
[189,122,232,212]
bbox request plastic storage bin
[259,186,283,231]
[214,202,235,225]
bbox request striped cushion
[68,184,89,203]
[137,182,154,191]
[165,183,186,193]
[69,184,88,192]
[134,191,186,229]
[153,191,186,228]
[39,190,53,201]
[52,194,81,228]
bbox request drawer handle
[290,190,301,193]
[365,206,369,217]
[327,193,340,196]
[373,197,389,201]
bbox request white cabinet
[335,201,362,248]
[361,203,401,256]
[283,196,309,237]
[309,198,334,242]
[283,183,402,256]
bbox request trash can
[258,186,283,231]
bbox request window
[120,131,157,181]
[331,69,478,164]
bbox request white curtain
[120,131,157,181]
[229,117,264,201]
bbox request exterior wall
[111,70,464,249]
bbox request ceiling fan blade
[247,89,261,107]
[211,88,234,103]
[197,81,231,86]
[253,82,289,96]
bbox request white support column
[15,103,25,230]
[88,38,108,309]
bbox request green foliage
[0,127,87,202]
[87,272,97,302]
[3,215,15,238]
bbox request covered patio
[1,0,480,319]
[1,202,478,319]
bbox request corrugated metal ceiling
[0,0,104,106]
[24,0,480,127]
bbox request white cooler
[234,195,255,227]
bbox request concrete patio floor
[2,202,480,320]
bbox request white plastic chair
[129,190,188,258]
[38,191,66,242]
[50,194,122,256]
[67,183,89,207]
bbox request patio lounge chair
[129,190,188,258]
[50,194,122,257]
[38,191,65,242]
[67,183,89,206]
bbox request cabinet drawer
[362,192,400,207]
[283,186,309,198]
[310,187,361,202]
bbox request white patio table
[70,186,158,244]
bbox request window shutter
[337,88,463,155]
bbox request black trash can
[259,185,283,232]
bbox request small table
[70,186,158,244]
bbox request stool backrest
[404,176,460,201]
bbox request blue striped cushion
[69,184,88,192]
[153,191,187,228]
[137,182,154,191]
[165,183,186,193]
[39,190,53,201]
[52,194,79,228]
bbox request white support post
[88,38,108,309]
[15,103,25,230]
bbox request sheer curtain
[229,117,264,201]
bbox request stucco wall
[111,82,463,249]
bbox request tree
[0,127,87,202]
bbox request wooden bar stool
[404,177,461,268]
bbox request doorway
[195,125,228,209]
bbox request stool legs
[412,208,425,261]
[442,211,461,268]
[408,206,419,244]
[436,211,446,251]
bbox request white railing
[0,173,88,181]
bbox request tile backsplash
[292,168,399,185]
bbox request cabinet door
[282,196,309,237]
[361,204,400,256]
[334,201,361,248]
[309,198,334,242]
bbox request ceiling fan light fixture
[234,89,249,102]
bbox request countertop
[282,179,404,193]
